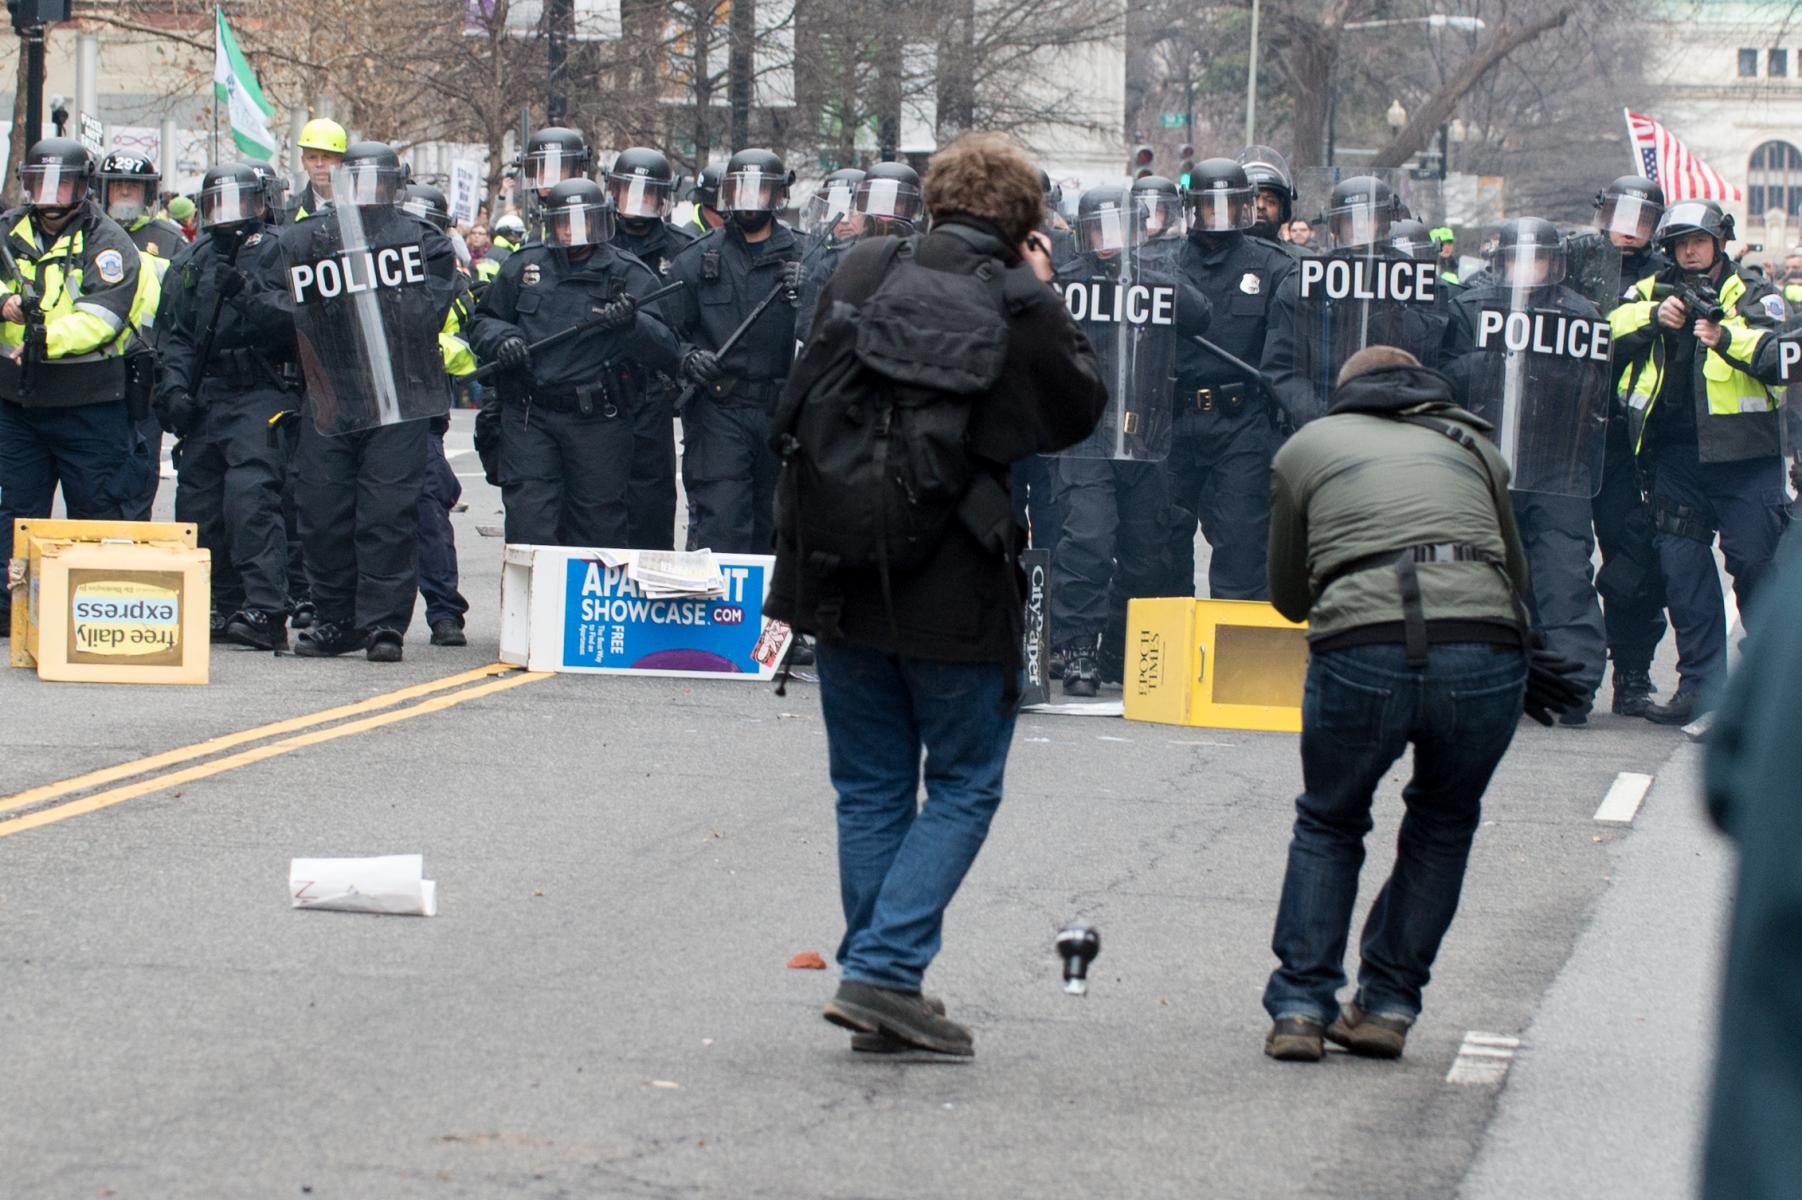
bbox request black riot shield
[1447,254,1618,497]
[1052,240,1179,460]
[286,178,452,436]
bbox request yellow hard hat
[298,118,348,155]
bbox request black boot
[224,608,287,652]
[1610,666,1654,717]
[366,628,405,662]
[289,598,317,631]
[1646,687,1706,726]
[1062,641,1100,698]
[294,620,363,658]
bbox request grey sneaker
[1325,1002,1413,1059]
[823,980,973,1057]
[1265,1015,1325,1062]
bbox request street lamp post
[1245,0,1262,146]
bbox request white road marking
[1446,1032,1520,1085]
[1593,772,1653,825]
[1097,735,1130,743]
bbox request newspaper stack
[629,549,728,599]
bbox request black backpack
[772,235,1012,589]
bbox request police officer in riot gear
[854,161,924,239]
[1051,185,1210,694]
[1612,198,1789,723]
[519,127,592,235]
[471,177,680,550]
[1567,176,1670,714]
[1163,158,1296,601]
[249,162,290,227]
[794,168,866,345]
[667,147,805,553]
[156,163,299,650]
[688,163,726,234]
[396,182,475,646]
[98,153,185,260]
[606,147,696,551]
[280,139,461,662]
[1235,145,1302,256]
[1440,217,1610,722]
[1129,175,1186,250]
[0,138,150,630]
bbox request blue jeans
[1263,642,1526,1024]
[815,641,1018,990]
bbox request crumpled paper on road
[289,854,438,916]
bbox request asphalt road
[0,413,1730,1198]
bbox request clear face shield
[801,183,858,236]
[1598,193,1659,244]
[339,163,401,209]
[606,174,671,221]
[1078,204,1140,256]
[1186,187,1254,234]
[1327,197,1392,249]
[547,201,616,248]
[101,179,149,224]
[20,162,81,210]
[523,145,581,193]
[200,179,263,229]
[718,169,783,213]
[855,178,923,226]
[1136,192,1186,239]
[1495,240,1567,292]
[399,197,448,231]
[1392,230,1438,262]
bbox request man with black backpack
[767,133,1109,1058]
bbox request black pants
[1011,455,1065,551]
[627,384,678,550]
[1164,406,1277,600]
[682,397,777,554]
[1049,458,1171,663]
[173,386,291,615]
[295,416,427,634]
[0,397,145,528]
[417,431,468,627]
[126,411,162,521]
[499,400,633,548]
[1512,490,1608,705]
[1590,436,1667,673]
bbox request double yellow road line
[0,663,550,839]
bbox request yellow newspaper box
[1123,598,1310,733]
[10,519,208,683]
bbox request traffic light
[1130,145,1155,178]
[1178,144,1196,190]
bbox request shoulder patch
[1762,293,1786,320]
[94,248,126,284]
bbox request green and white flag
[214,7,277,161]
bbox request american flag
[1624,109,1743,203]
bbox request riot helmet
[1183,159,1256,234]
[339,141,406,208]
[247,161,289,218]
[800,167,865,237]
[719,148,790,234]
[1595,175,1664,247]
[1039,166,1063,213]
[1130,174,1184,239]
[606,147,677,225]
[1390,218,1439,263]
[1076,185,1139,256]
[199,162,267,231]
[400,182,452,232]
[1654,198,1733,270]
[855,161,923,231]
[1237,144,1296,229]
[1325,175,1399,248]
[18,138,94,220]
[97,152,159,225]
[691,162,724,212]
[520,127,591,194]
[1488,217,1567,291]
[542,178,616,250]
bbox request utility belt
[1318,541,1509,668]
[1178,379,1252,412]
[526,359,644,417]
[702,375,783,406]
[206,346,302,393]
[0,351,129,410]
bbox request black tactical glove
[782,259,806,303]
[594,296,637,333]
[473,402,502,487]
[682,349,723,384]
[155,389,204,439]
[215,264,247,298]
[496,335,531,372]
[1522,635,1588,727]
